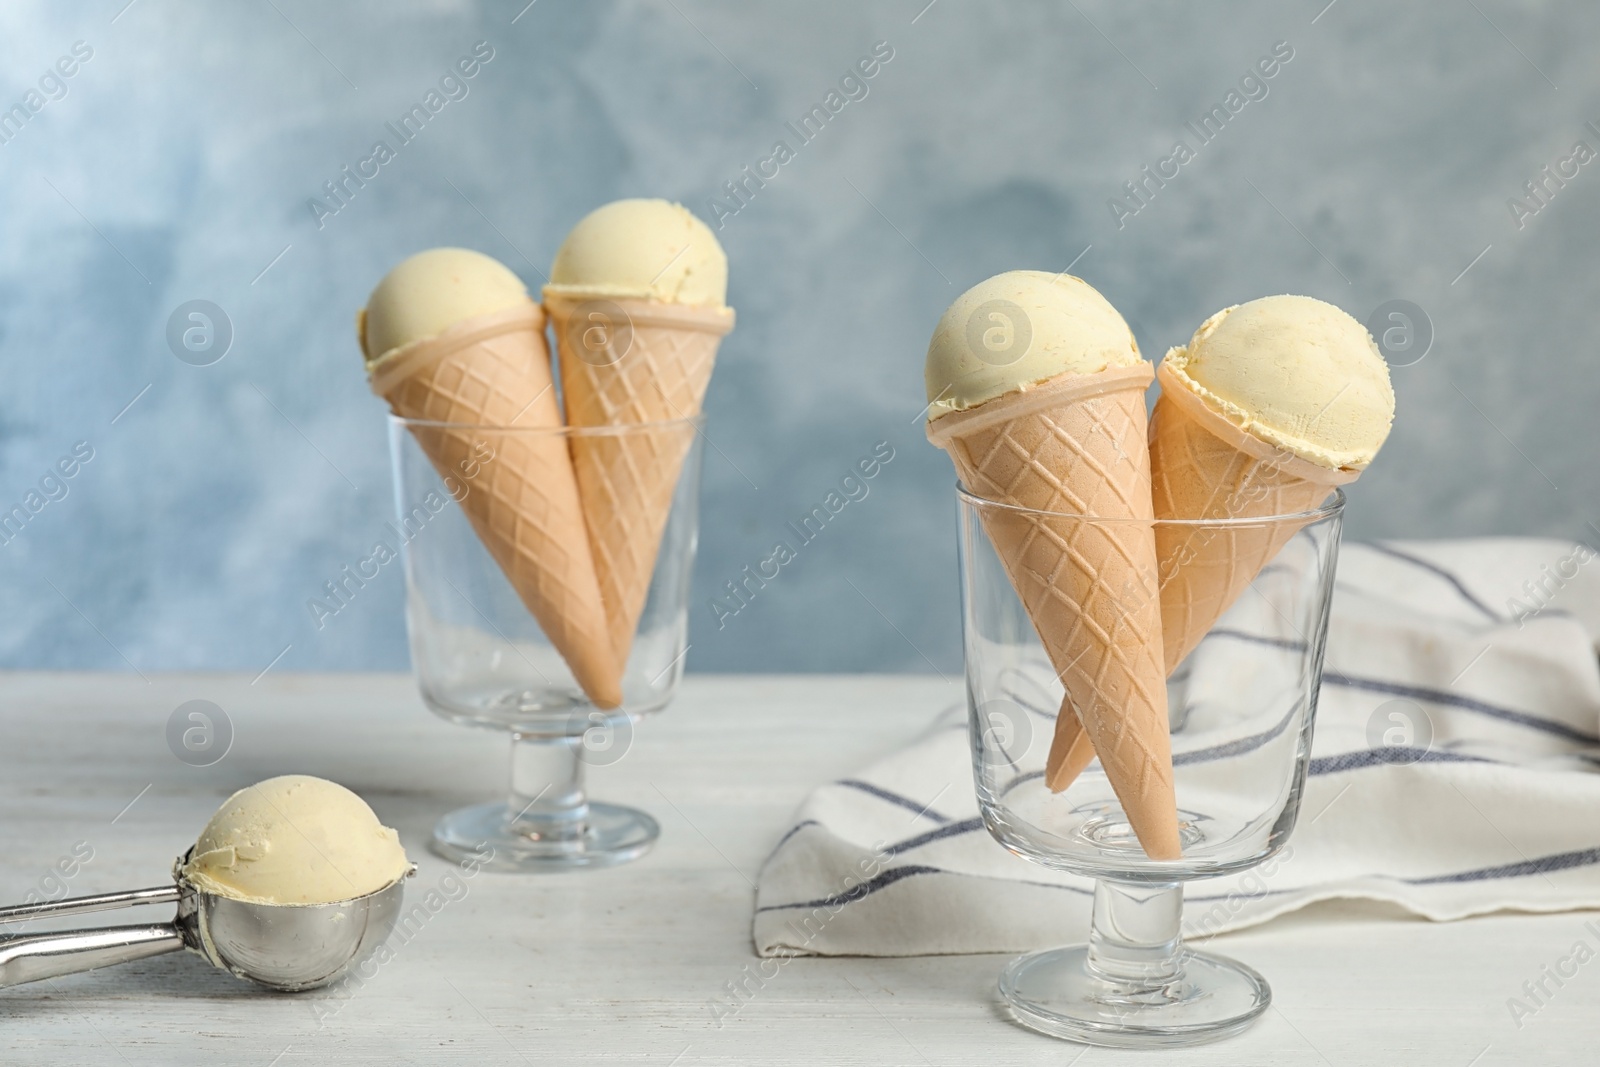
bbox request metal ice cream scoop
[0,849,414,991]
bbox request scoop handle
[0,924,184,988]
[0,885,181,926]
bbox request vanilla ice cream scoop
[1162,294,1394,470]
[359,247,531,365]
[544,199,727,306]
[180,776,410,906]
[925,270,1143,420]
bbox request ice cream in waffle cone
[361,248,622,709]
[1046,295,1395,793]
[544,200,734,665]
[1149,295,1393,672]
[926,271,1180,860]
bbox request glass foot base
[999,945,1269,1048]
[431,801,659,872]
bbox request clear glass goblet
[958,487,1344,1047]
[388,416,703,872]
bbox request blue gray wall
[0,1,1595,674]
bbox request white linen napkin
[754,538,1600,957]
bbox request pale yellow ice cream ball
[1163,294,1395,470]
[181,775,410,905]
[360,247,530,364]
[545,198,727,306]
[925,270,1143,420]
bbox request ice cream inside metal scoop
[0,775,413,991]
[181,775,412,906]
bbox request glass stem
[506,732,590,843]
[1085,880,1185,990]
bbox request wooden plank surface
[0,672,1592,1064]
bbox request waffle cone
[1042,363,1357,793]
[1149,361,1355,673]
[928,364,1180,860]
[1044,700,1097,787]
[368,302,622,709]
[545,295,734,664]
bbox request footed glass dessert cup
[957,487,1344,1047]
[389,416,703,872]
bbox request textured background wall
[0,0,1595,675]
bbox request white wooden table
[0,673,1592,1064]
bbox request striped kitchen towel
[754,538,1600,957]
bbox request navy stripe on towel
[757,864,1093,914]
[886,818,985,856]
[1364,541,1501,620]
[1203,629,1309,654]
[758,820,822,870]
[1406,845,1600,885]
[1173,702,1300,767]
[1193,844,1600,902]
[1324,672,1600,744]
[756,864,945,912]
[759,843,1600,918]
[1310,748,1499,775]
[835,780,950,824]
